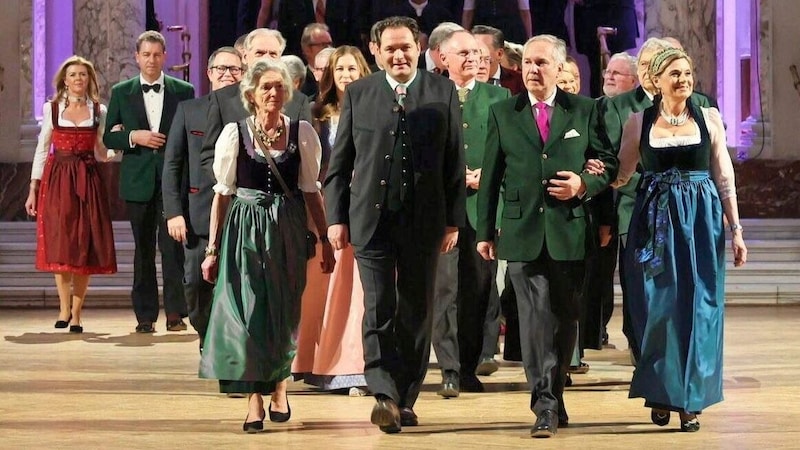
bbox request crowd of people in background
[28,0,748,439]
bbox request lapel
[512,92,540,149]
[125,77,149,130]
[159,76,180,134]
[544,89,571,151]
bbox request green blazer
[601,87,716,236]
[104,75,195,202]
[477,89,617,262]
[463,81,510,229]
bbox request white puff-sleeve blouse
[31,99,108,180]
[212,114,322,196]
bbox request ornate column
[74,0,145,102]
[644,0,717,96]
[739,0,771,159]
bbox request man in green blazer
[431,29,510,398]
[476,35,617,438]
[600,37,717,359]
[104,31,195,334]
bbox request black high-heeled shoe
[55,314,72,329]
[268,397,291,422]
[69,324,83,333]
[680,415,700,432]
[651,408,670,426]
[242,408,265,434]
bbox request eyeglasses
[603,69,634,78]
[211,65,243,75]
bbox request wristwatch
[204,244,218,257]
[729,223,744,233]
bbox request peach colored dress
[292,118,367,391]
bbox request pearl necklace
[660,105,689,126]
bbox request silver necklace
[660,105,689,126]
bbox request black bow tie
[142,83,161,93]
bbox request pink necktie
[535,102,549,143]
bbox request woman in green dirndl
[199,59,335,433]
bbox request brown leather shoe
[166,319,188,331]
[370,396,401,433]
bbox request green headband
[649,47,689,79]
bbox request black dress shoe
[680,415,700,432]
[69,324,83,333]
[531,409,558,438]
[399,407,418,426]
[370,396,401,433]
[242,408,265,434]
[135,323,155,333]
[438,371,460,398]
[459,373,485,393]
[268,397,291,422]
[651,408,670,426]
[558,408,569,428]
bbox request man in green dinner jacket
[476,35,616,438]
[430,29,510,399]
[104,31,195,334]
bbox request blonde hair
[52,55,101,105]
[649,47,692,80]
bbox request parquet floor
[1,306,799,449]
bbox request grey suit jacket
[163,95,214,237]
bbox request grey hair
[637,37,673,63]
[608,51,637,77]
[245,28,287,55]
[429,22,464,50]
[280,54,307,85]
[240,59,294,115]
[523,34,567,66]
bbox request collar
[139,72,165,88]
[408,0,428,15]
[528,87,557,108]
[491,66,501,81]
[644,88,655,101]
[425,50,437,72]
[453,78,477,90]
[386,70,418,91]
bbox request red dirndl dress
[34,101,117,274]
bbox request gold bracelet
[204,245,218,257]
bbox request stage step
[1,219,799,307]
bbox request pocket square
[190,130,205,136]
[564,129,580,139]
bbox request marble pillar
[644,0,717,96]
[75,0,145,103]
[740,0,772,159]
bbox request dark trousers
[354,212,439,408]
[619,238,639,359]
[508,249,584,416]
[457,223,495,375]
[432,222,496,376]
[184,232,214,342]
[499,266,522,361]
[126,195,186,324]
[432,247,460,373]
[582,237,618,350]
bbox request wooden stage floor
[1,306,799,449]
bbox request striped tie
[315,0,326,23]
